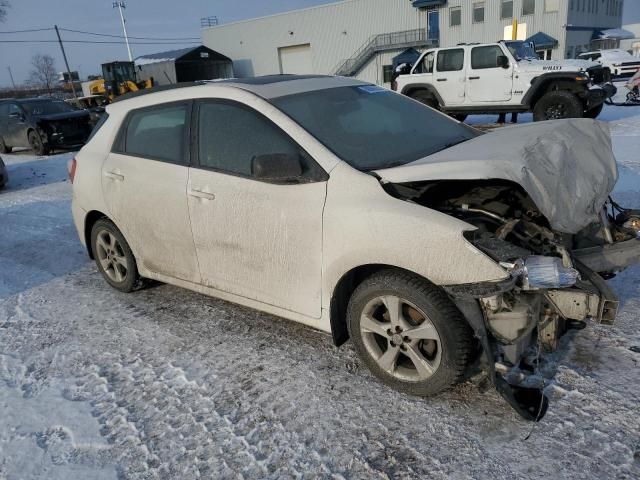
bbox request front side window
[471,46,505,69]
[123,103,188,163]
[21,100,75,116]
[522,0,535,15]
[197,101,321,181]
[473,2,485,23]
[272,86,477,172]
[450,7,461,26]
[501,0,513,18]
[437,49,465,72]
[414,52,435,74]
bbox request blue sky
[1,0,639,88]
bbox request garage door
[278,44,313,74]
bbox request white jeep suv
[394,40,615,121]
[70,75,640,420]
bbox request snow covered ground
[1,104,639,479]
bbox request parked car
[0,98,92,155]
[65,95,108,126]
[70,76,640,420]
[577,49,640,78]
[0,156,7,190]
[394,40,616,121]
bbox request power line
[59,27,200,41]
[0,27,54,34]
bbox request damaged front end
[383,178,640,421]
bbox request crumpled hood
[374,119,618,234]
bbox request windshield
[505,41,537,61]
[272,86,478,171]
[22,100,76,116]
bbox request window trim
[522,0,535,16]
[473,2,485,23]
[112,100,193,166]
[500,0,514,19]
[191,98,328,185]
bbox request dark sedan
[0,98,92,155]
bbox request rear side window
[88,113,109,142]
[437,49,464,72]
[197,101,323,182]
[471,46,504,69]
[122,103,188,163]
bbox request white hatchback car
[71,75,640,420]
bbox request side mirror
[497,55,510,69]
[252,153,303,182]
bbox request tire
[347,269,475,397]
[451,114,468,122]
[410,91,439,110]
[90,219,140,293]
[532,90,584,122]
[28,130,50,156]
[0,137,11,154]
[584,103,604,119]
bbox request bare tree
[0,1,9,22]
[28,54,58,95]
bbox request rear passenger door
[466,45,513,103]
[102,101,201,284]
[434,48,466,106]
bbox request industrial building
[135,45,234,86]
[202,0,626,87]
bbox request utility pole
[7,66,16,89]
[54,25,79,99]
[113,1,133,62]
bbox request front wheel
[347,270,475,397]
[533,91,584,121]
[28,130,50,156]
[90,219,140,293]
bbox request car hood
[34,110,90,122]
[374,119,618,234]
[517,58,599,72]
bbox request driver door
[466,45,513,103]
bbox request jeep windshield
[272,85,478,171]
[505,41,537,61]
[21,100,77,116]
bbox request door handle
[104,171,124,182]
[468,76,480,80]
[436,78,447,82]
[188,188,215,201]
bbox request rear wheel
[584,103,604,119]
[0,136,11,154]
[28,130,50,156]
[90,219,140,293]
[347,270,475,397]
[410,90,439,110]
[533,91,584,121]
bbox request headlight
[524,256,580,289]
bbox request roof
[111,75,368,104]
[135,46,231,66]
[526,32,558,50]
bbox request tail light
[68,157,77,183]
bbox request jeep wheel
[347,270,475,397]
[533,91,583,121]
[410,91,439,110]
[451,114,468,122]
[0,136,11,154]
[584,103,604,119]
[28,130,50,156]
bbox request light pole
[113,1,133,62]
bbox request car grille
[51,119,90,143]
[620,61,640,67]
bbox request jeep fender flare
[401,84,445,108]
[522,72,589,107]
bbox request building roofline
[202,0,367,30]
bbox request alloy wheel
[359,295,442,382]
[95,230,129,283]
